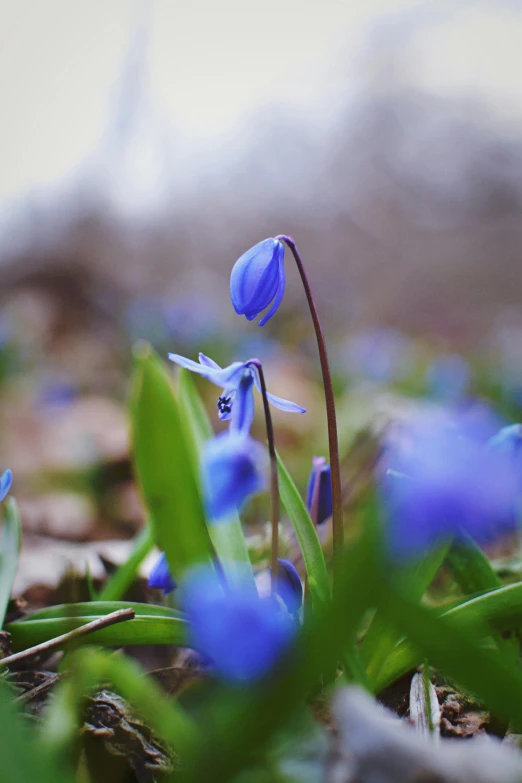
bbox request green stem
[277,235,343,593]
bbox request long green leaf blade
[276,452,330,609]
[0,498,21,629]
[130,344,214,580]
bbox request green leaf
[374,581,522,729]
[276,453,330,610]
[7,611,187,650]
[376,581,522,692]
[98,525,155,601]
[445,531,501,594]
[177,368,255,592]
[360,539,450,687]
[130,343,214,580]
[0,678,75,783]
[15,600,182,621]
[0,498,21,629]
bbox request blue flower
[489,424,522,492]
[148,552,177,594]
[271,559,303,614]
[201,431,268,521]
[182,566,295,682]
[168,351,305,430]
[426,354,471,402]
[306,457,332,525]
[230,238,286,326]
[381,419,519,558]
[0,470,12,502]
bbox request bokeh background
[1,0,521,600]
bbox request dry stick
[0,608,135,668]
[277,235,344,594]
[246,359,280,592]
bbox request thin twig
[0,608,135,668]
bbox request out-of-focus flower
[489,424,522,489]
[230,238,286,326]
[381,419,519,558]
[168,351,305,429]
[0,470,12,502]
[342,328,413,384]
[201,432,268,521]
[147,552,176,594]
[306,457,332,525]
[426,353,471,402]
[182,566,295,682]
[271,558,303,614]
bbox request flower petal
[251,370,306,413]
[258,242,286,326]
[198,353,221,370]
[230,239,282,317]
[169,353,244,388]
[230,374,255,435]
[0,469,12,502]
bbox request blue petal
[198,353,221,370]
[258,242,286,326]
[230,239,282,317]
[272,559,303,614]
[306,459,332,525]
[201,432,267,522]
[148,552,177,594]
[230,374,255,435]
[169,353,245,388]
[0,469,12,502]
[251,372,306,414]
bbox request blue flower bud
[201,432,268,522]
[230,238,286,326]
[148,552,177,594]
[0,470,12,503]
[182,566,295,682]
[271,558,303,614]
[306,457,332,525]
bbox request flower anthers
[182,566,295,682]
[230,238,286,326]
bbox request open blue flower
[271,559,303,614]
[182,566,295,682]
[148,552,177,594]
[230,238,286,326]
[306,457,332,525]
[168,351,305,432]
[201,431,268,521]
[0,470,12,502]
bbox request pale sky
[0,0,520,207]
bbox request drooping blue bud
[306,457,332,525]
[271,558,303,614]
[201,432,268,522]
[182,566,295,682]
[148,552,177,594]
[230,238,286,326]
[0,470,12,502]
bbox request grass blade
[130,343,214,580]
[0,498,21,629]
[276,452,330,609]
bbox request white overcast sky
[0,0,521,207]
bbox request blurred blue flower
[201,431,268,521]
[230,238,286,326]
[426,353,471,402]
[0,470,12,502]
[168,351,305,430]
[343,328,413,384]
[381,419,519,558]
[489,424,522,489]
[147,552,177,594]
[271,558,303,614]
[182,566,295,682]
[306,457,332,525]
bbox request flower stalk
[246,359,279,589]
[276,235,344,592]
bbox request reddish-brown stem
[246,359,279,591]
[276,235,343,593]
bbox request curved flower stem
[246,359,279,591]
[276,235,343,594]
